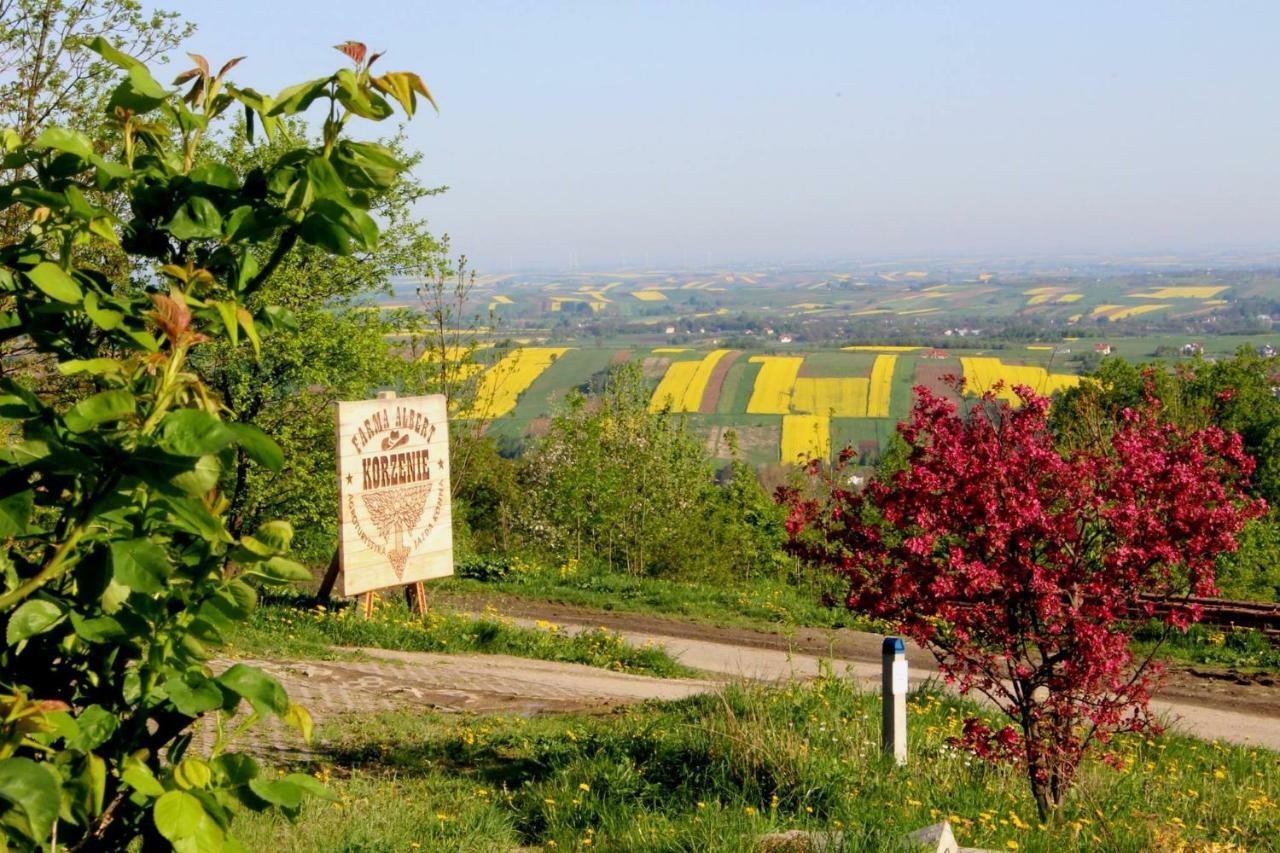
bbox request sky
[165,1,1280,271]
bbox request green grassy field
[232,678,1280,852]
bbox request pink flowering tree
[780,382,1264,818]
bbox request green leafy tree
[0,39,428,848]
[191,122,446,561]
[521,363,772,578]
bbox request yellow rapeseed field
[781,414,830,463]
[960,357,1080,402]
[1056,293,1083,303]
[867,355,896,417]
[491,294,514,304]
[647,350,732,412]
[651,347,689,353]
[746,356,804,414]
[678,349,731,411]
[462,347,571,419]
[1107,304,1170,320]
[792,378,869,417]
[631,290,667,301]
[648,361,699,412]
[1130,286,1228,299]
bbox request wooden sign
[335,393,453,596]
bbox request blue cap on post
[882,637,905,654]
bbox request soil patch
[699,351,742,413]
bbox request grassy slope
[232,679,1279,852]
[440,566,866,633]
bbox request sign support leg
[316,549,340,600]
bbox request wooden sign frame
[325,391,454,601]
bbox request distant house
[1094,343,1113,355]
[778,335,793,344]
[922,348,948,359]
[1258,344,1276,358]
[1181,342,1204,356]
[664,325,676,335]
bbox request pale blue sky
[166,1,1280,270]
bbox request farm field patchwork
[462,347,572,420]
[459,333,1280,466]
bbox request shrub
[782,382,1263,819]
[0,41,429,848]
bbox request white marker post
[882,636,908,765]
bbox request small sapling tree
[781,382,1263,819]
[0,39,431,849]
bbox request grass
[222,595,694,679]
[1133,621,1280,672]
[441,559,875,634]
[232,677,1280,852]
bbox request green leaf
[331,140,404,191]
[86,36,143,69]
[69,612,125,643]
[164,674,225,716]
[268,77,332,116]
[153,790,206,842]
[64,389,134,433]
[253,520,293,552]
[5,598,64,643]
[25,262,82,303]
[216,663,288,717]
[159,410,234,457]
[190,162,239,190]
[305,156,348,201]
[0,757,61,842]
[169,454,221,496]
[165,196,223,240]
[108,65,169,114]
[212,301,239,346]
[110,538,173,594]
[236,307,261,358]
[0,489,34,537]
[298,198,378,255]
[69,705,118,751]
[58,358,124,377]
[0,441,49,466]
[225,422,283,471]
[174,758,212,791]
[121,758,166,798]
[159,496,232,543]
[84,291,123,330]
[33,127,95,161]
[86,753,106,817]
[247,773,333,809]
[211,753,258,786]
[254,557,311,583]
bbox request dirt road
[220,594,1280,759]
[438,593,1280,751]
